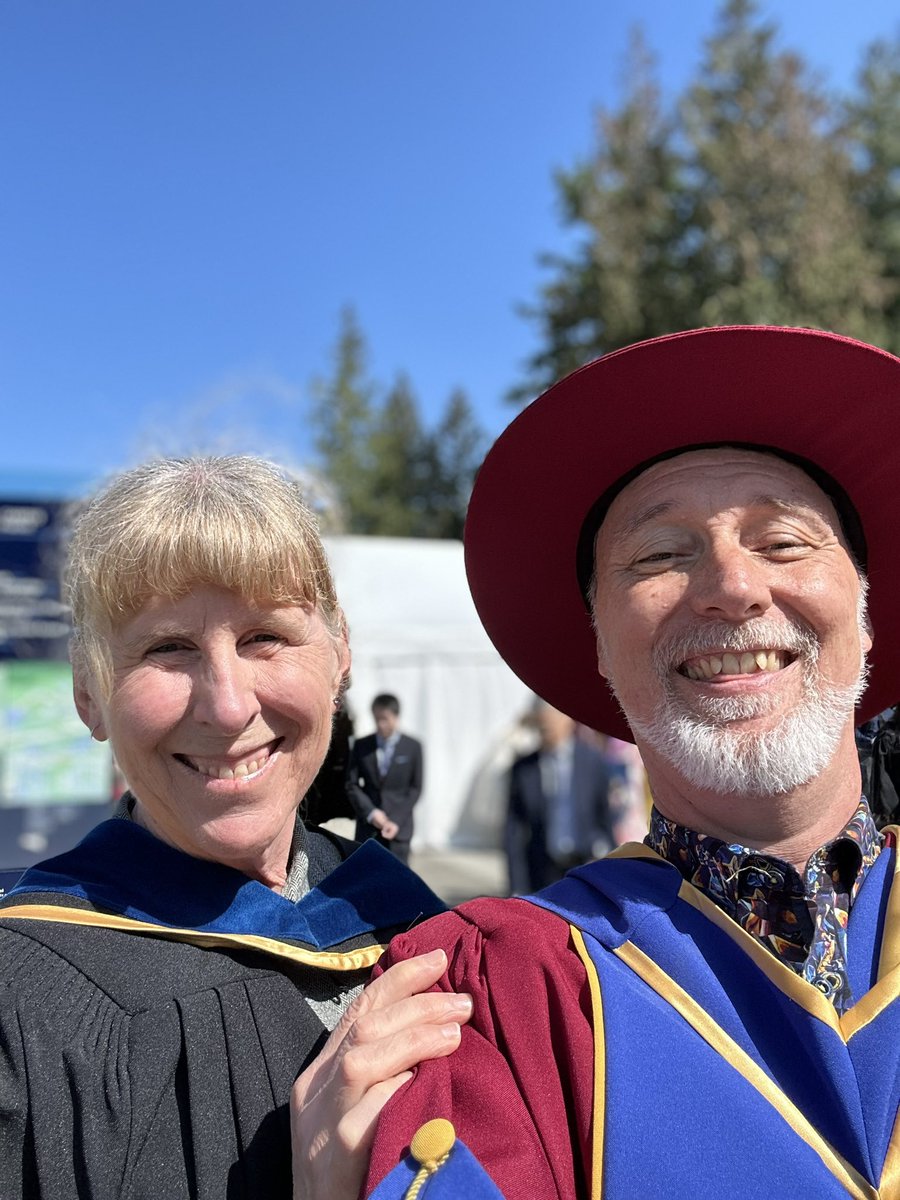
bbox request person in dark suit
[505,700,614,893]
[347,694,423,863]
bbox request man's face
[591,448,871,796]
[373,706,399,738]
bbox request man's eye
[636,551,677,564]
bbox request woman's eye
[148,641,184,655]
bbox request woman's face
[75,585,350,887]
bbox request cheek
[262,661,335,728]
[596,584,677,659]
[108,674,190,745]
[795,575,865,646]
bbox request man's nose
[191,651,261,733]
[687,542,773,621]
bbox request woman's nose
[191,651,261,733]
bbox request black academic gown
[0,819,444,1199]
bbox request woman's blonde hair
[66,456,346,697]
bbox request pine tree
[419,389,486,539]
[515,0,894,400]
[516,30,687,399]
[309,315,485,538]
[845,34,900,351]
[365,374,427,536]
[682,0,887,337]
[309,306,377,531]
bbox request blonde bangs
[67,456,342,693]
[87,506,328,619]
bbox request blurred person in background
[0,456,470,1199]
[504,699,614,893]
[347,693,423,864]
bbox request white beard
[606,604,870,800]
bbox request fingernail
[451,994,473,1016]
[441,1022,461,1040]
[423,948,447,966]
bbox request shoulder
[385,896,569,954]
[306,822,359,863]
[353,734,377,754]
[511,749,540,772]
[573,738,611,774]
[383,897,581,999]
[0,914,302,1012]
[399,734,422,753]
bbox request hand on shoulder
[291,949,472,1200]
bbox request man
[347,693,423,863]
[505,700,614,893]
[355,327,900,1199]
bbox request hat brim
[464,326,900,741]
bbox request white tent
[324,536,534,849]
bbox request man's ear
[862,614,874,657]
[596,634,611,681]
[73,673,108,742]
[593,600,611,680]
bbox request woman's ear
[333,624,352,697]
[73,672,108,741]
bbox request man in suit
[347,694,423,863]
[505,700,614,893]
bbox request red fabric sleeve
[363,897,595,1200]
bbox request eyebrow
[118,622,189,651]
[749,495,835,531]
[616,501,674,539]
[616,495,835,540]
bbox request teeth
[682,650,787,680]
[189,752,269,779]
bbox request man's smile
[679,650,795,681]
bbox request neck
[640,726,864,873]
[129,797,296,892]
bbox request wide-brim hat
[464,326,900,742]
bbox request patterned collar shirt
[645,798,883,1014]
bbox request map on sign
[0,660,110,806]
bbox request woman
[0,456,470,1199]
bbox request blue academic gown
[369,835,900,1199]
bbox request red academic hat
[464,326,900,741]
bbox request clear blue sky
[2,1,898,488]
